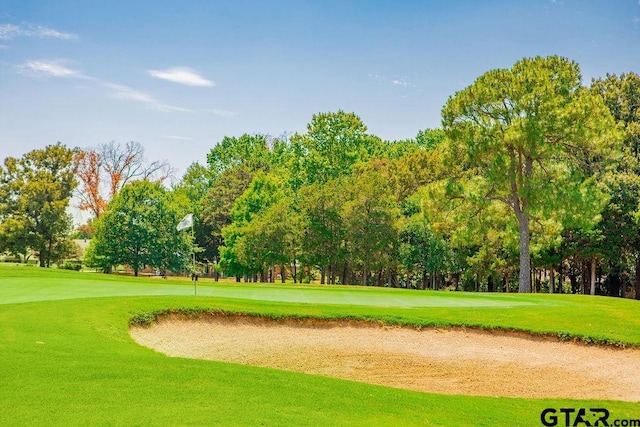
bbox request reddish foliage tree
[74,141,175,218]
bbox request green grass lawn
[1,264,639,426]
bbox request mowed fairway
[1,265,640,426]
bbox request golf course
[2,264,640,426]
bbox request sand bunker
[130,316,640,402]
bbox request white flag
[177,213,194,231]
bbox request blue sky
[1,0,639,179]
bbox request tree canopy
[0,143,78,267]
[441,56,619,292]
[86,180,191,276]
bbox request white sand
[130,315,640,401]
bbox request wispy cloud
[17,60,86,79]
[162,135,193,141]
[16,59,191,113]
[99,82,193,113]
[148,67,215,87]
[369,74,411,86]
[369,73,416,96]
[0,23,77,40]
[205,108,238,119]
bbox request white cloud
[0,23,77,40]
[17,60,86,79]
[206,108,238,119]
[102,82,155,103]
[148,67,215,87]
[0,24,18,39]
[101,82,192,112]
[17,60,191,113]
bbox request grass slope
[1,265,639,426]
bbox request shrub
[60,262,82,271]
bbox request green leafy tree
[206,134,272,178]
[399,214,453,290]
[416,128,446,151]
[203,133,292,270]
[201,165,255,267]
[0,217,31,262]
[387,144,450,206]
[218,172,285,280]
[342,161,401,286]
[256,198,301,282]
[442,56,619,292]
[229,197,301,283]
[591,72,640,298]
[290,110,375,187]
[297,180,347,284]
[87,180,191,276]
[591,73,640,158]
[0,143,77,267]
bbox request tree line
[1,56,639,297]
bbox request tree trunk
[516,211,531,293]
[47,238,54,268]
[293,261,297,283]
[549,267,555,294]
[558,264,563,294]
[280,265,286,283]
[341,263,348,285]
[390,271,399,288]
[590,256,596,295]
[509,153,532,293]
[362,267,367,286]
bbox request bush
[60,262,82,271]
